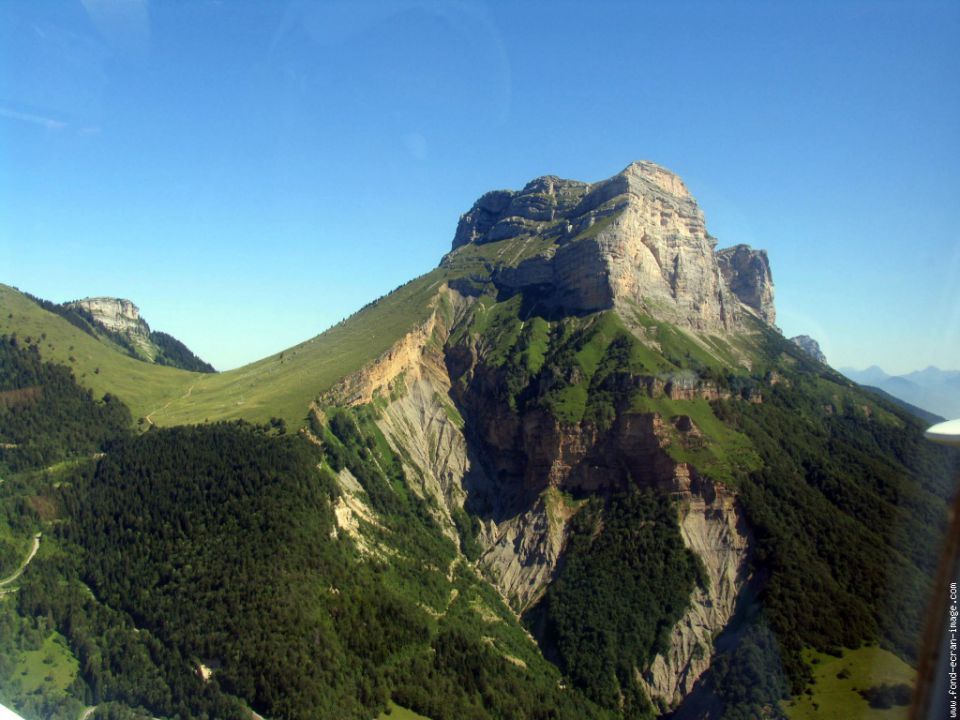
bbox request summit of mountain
[2,162,778,429]
[62,296,216,373]
[445,160,775,331]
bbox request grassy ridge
[2,272,444,429]
[4,226,560,432]
[149,271,445,428]
[0,284,198,422]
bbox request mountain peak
[789,334,827,364]
[717,245,776,325]
[447,161,774,333]
[617,159,692,198]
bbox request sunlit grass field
[783,646,915,720]
[13,632,79,694]
[377,700,432,720]
[2,273,443,429]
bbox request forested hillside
[0,336,130,472]
[0,335,610,719]
[431,282,958,718]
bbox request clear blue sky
[2,0,958,373]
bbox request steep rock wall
[448,161,777,332]
[322,312,440,407]
[313,284,754,708]
[68,297,148,335]
[66,296,156,357]
[716,244,776,325]
[319,288,484,543]
[478,490,572,611]
[640,478,751,711]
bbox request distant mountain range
[840,365,960,421]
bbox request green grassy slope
[0,225,615,432]
[147,270,445,428]
[2,272,445,429]
[0,284,198,422]
[13,632,79,695]
[783,647,914,720]
[377,701,432,720]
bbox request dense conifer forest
[0,335,611,719]
[530,492,704,715]
[0,336,130,472]
[713,338,957,692]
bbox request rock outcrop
[790,334,827,364]
[716,244,776,325]
[68,296,148,336]
[641,479,751,711]
[63,296,215,372]
[323,312,440,407]
[67,296,155,356]
[447,161,777,331]
[478,489,572,610]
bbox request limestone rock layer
[66,296,155,357]
[448,160,776,331]
[68,297,149,336]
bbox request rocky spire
[716,245,776,325]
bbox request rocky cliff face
[68,297,149,336]
[310,162,783,713]
[448,161,776,332]
[66,296,155,357]
[716,245,776,325]
[640,479,751,711]
[790,334,827,364]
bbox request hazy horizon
[3,1,959,374]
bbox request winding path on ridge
[144,379,200,426]
[0,532,41,588]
